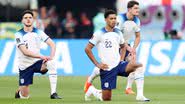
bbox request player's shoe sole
[50,93,62,99]
[125,88,135,95]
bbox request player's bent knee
[46,60,56,71]
[102,90,112,101]
[40,68,48,75]
[40,63,48,74]
[125,62,143,74]
[20,86,30,99]
[125,64,135,74]
[20,92,30,99]
[135,66,144,73]
[135,67,145,79]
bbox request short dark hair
[104,9,117,18]
[21,10,33,19]
[127,0,139,9]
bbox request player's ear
[128,8,131,12]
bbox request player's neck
[126,12,134,20]
[105,26,114,32]
[23,26,33,32]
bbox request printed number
[105,40,112,48]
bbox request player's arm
[120,44,126,61]
[85,43,99,66]
[18,45,47,60]
[133,17,141,50]
[86,32,109,70]
[40,29,56,60]
[133,32,140,50]
[119,30,127,61]
[15,32,48,60]
[85,43,108,70]
[45,38,56,59]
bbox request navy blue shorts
[100,61,129,90]
[19,60,43,86]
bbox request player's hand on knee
[126,46,133,53]
[126,53,135,63]
[47,56,53,61]
[40,56,50,63]
[96,63,109,70]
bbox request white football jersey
[116,13,141,43]
[89,28,124,71]
[15,28,49,70]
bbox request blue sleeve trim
[44,37,50,42]
[89,40,95,46]
[17,43,25,48]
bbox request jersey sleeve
[39,30,50,42]
[89,31,101,45]
[15,32,25,47]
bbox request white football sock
[88,67,100,83]
[85,85,93,97]
[135,67,144,97]
[47,60,58,95]
[49,73,57,94]
[85,85,102,101]
[126,72,135,89]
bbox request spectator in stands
[32,9,45,31]
[78,12,93,38]
[92,8,106,32]
[45,6,62,38]
[164,29,182,40]
[61,11,78,38]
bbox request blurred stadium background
[0,0,185,104]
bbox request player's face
[22,13,34,27]
[129,4,140,16]
[105,14,117,28]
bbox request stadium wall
[0,39,185,76]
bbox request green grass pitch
[0,76,185,104]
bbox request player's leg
[88,67,100,83]
[85,85,102,101]
[84,67,100,93]
[125,72,135,94]
[135,67,150,101]
[18,86,30,99]
[85,77,114,101]
[124,51,136,94]
[102,90,112,101]
[15,66,34,99]
[99,68,117,101]
[125,61,142,73]
[45,60,62,99]
[33,59,61,99]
